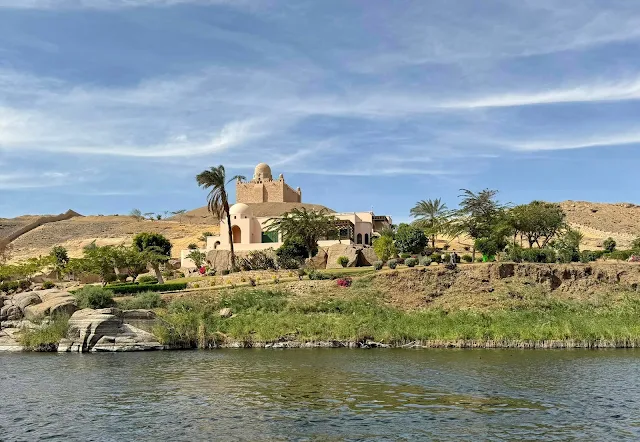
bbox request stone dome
[253,163,272,181]
[229,203,253,217]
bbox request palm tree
[410,198,452,247]
[196,166,245,270]
[265,208,338,258]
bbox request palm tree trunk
[227,212,235,271]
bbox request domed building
[181,162,392,268]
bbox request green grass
[19,315,70,351]
[153,288,640,348]
[117,291,166,309]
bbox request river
[1,349,639,441]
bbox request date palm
[410,198,452,247]
[196,165,245,270]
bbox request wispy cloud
[511,132,640,151]
[0,171,71,189]
[0,0,256,10]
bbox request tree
[410,198,452,247]
[509,201,566,248]
[196,165,246,270]
[373,236,397,262]
[456,189,509,259]
[394,223,428,254]
[111,245,146,282]
[275,237,309,269]
[49,246,70,279]
[554,228,584,263]
[187,249,207,269]
[130,209,144,222]
[265,208,338,258]
[171,209,187,223]
[144,212,155,221]
[603,237,617,253]
[132,232,172,284]
[82,243,118,284]
[378,225,396,239]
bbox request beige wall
[236,180,301,204]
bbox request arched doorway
[356,233,363,244]
[232,225,242,243]
[364,233,369,245]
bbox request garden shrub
[443,253,451,263]
[187,243,198,250]
[337,256,349,268]
[430,253,442,264]
[138,275,158,285]
[461,254,473,263]
[580,250,598,263]
[521,248,556,263]
[118,291,165,309]
[373,261,383,270]
[0,279,30,293]
[276,237,308,270]
[308,270,332,280]
[387,259,398,270]
[74,285,115,309]
[42,281,56,289]
[420,257,432,266]
[603,237,617,253]
[109,282,188,295]
[405,257,418,267]
[336,277,352,288]
[605,250,634,261]
[297,268,306,279]
[239,250,277,271]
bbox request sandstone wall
[0,210,82,248]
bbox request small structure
[181,163,392,267]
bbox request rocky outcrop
[326,244,359,269]
[306,248,328,269]
[23,289,77,321]
[206,249,232,271]
[58,308,164,352]
[359,246,379,266]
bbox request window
[364,233,369,245]
[261,231,279,243]
[356,233,363,244]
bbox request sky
[1,0,639,222]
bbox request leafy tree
[82,243,118,284]
[196,165,246,270]
[266,208,338,258]
[187,249,207,269]
[132,233,172,284]
[603,237,617,253]
[49,246,70,279]
[410,198,452,247]
[276,237,310,269]
[456,189,509,259]
[378,225,396,239]
[394,223,428,254]
[373,236,397,262]
[554,228,584,263]
[508,201,566,248]
[130,208,144,222]
[144,212,155,221]
[111,245,146,282]
[171,209,187,223]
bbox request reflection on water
[1,349,640,441]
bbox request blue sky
[1,0,639,222]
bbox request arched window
[364,233,369,245]
[232,225,242,243]
[356,233,363,244]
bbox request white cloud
[0,171,71,189]
[511,133,640,151]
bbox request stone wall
[0,210,82,248]
[236,181,301,204]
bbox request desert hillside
[1,200,638,262]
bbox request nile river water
[1,349,640,441]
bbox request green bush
[603,237,617,253]
[405,257,418,267]
[337,256,349,268]
[239,250,277,271]
[110,282,188,295]
[137,275,158,285]
[461,254,473,263]
[395,224,428,254]
[387,259,398,270]
[373,261,383,270]
[443,253,451,263]
[74,286,115,309]
[117,292,165,309]
[187,243,198,250]
[308,270,332,280]
[580,250,599,263]
[19,315,69,351]
[521,248,556,263]
[420,257,432,266]
[605,250,634,261]
[430,253,442,264]
[42,281,56,289]
[276,237,308,270]
[399,253,411,259]
[0,279,30,293]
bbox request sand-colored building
[181,163,391,267]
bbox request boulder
[1,305,22,321]
[24,290,77,321]
[12,292,42,311]
[359,246,379,266]
[166,259,182,270]
[59,308,164,352]
[306,248,328,270]
[219,307,233,318]
[0,328,23,352]
[206,250,232,272]
[121,309,160,333]
[326,244,359,269]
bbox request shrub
[239,250,277,271]
[110,283,188,295]
[430,253,442,264]
[373,236,397,262]
[42,281,56,289]
[420,257,432,266]
[580,250,598,263]
[443,253,451,263]
[336,277,352,288]
[138,275,158,285]
[337,256,349,268]
[399,253,411,259]
[632,237,640,251]
[221,270,230,276]
[461,254,473,263]
[74,286,115,309]
[276,237,308,270]
[297,268,306,279]
[405,257,418,267]
[387,259,398,270]
[308,270,332,280]
[373,261,383,270]
[19,315,70,351]
[605,250,634,261]
[395,224,428,254]
[187,243,198,250]
[118,292,165,309]
[603,237,617,253]
[521,248,556,263]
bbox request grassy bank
[148,284,640,349]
